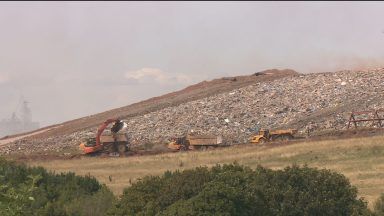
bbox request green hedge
[1,157,377,216]
[110,163,371,216]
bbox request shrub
[374,194,384,216]
[111,163,369,216]
[161,165,270,216]
[110,167,215,215]
[0,158,114,216]
[0,157,372,216]
[253,165,369,216]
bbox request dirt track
[0,127,60,146]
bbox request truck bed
[187,135,222,146]
[100,133,128,143]
[269,129,297,136]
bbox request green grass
[30,135,384,208]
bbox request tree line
[1,158,384,216]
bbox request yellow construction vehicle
[250,128,297,144]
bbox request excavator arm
[95,119,120,148]
[80,118,127,154]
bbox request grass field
[30,135,384,208]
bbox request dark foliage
[374,193,384,216]
[110,163,370,216]
[0,158,114,216]
[0,157,373,216]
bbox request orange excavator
[79,119,129,156]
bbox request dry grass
[30,135,384,208]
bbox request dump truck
[250,128,297,144]
[79,119,129,156]
[168,134,224,151]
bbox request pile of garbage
[1,68,384,154]
[122,68,384,145]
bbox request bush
[0,158,114,216]
[0,157,372,216]
[110,163,369,216]
[374,194,384,216]
[110,167,215,215]
[161,165,270,216]
[64,186,116,216]
[253,165,370,216]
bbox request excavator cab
[168,136,189,151]
[258,129,270,139]
[83,138,96,147]
[250,128,269,144]
[79,137,96,152]
[251,128,296,144]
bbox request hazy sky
[1,1,384,127]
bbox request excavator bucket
[111,120,127,133]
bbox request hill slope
[1,68,384,155]
[0,69,297,154]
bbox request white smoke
[124,68,193,85]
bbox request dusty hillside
[1,68,384,155]
[120,68,384,145]
[0,69,297,154]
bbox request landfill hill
[0,69,297,154]
[1,68,384,156]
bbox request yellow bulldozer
[250,128,297,144]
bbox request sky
[0,1,384,127]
